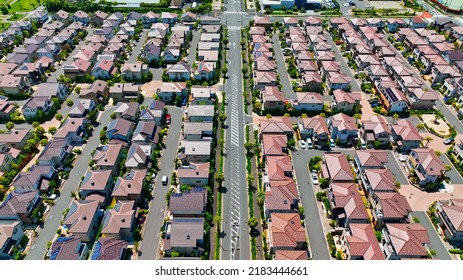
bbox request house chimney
[91,182,95,186]
[128,184,131,188]
[121,218,125,223]
[82,216,87,220]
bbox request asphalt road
[291,150,331,260]
[410,211,451,260]
[440,155,463,184]
[127,29,148,63]
[187,30,200,66]
[25,107,115,260]
[324,31,361,92]
[271,33,296,100]
[221,5,251,259]
[385,152,410,186]
[138,106,183,260]
[436,100,463,134]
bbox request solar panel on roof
[91,241,102,260]
[384,88,398,103]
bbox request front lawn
[9,0,40,13]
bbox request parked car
[444,138,455,145]
[299,140,307,149]
[166,114,171,124]
[311,172,319,185]
[161,175,168,186]
[330,139,335,148]
[399,155,409,162]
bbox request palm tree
[444,164,452,175]
[423,136,434,147]
[416,123,425,131]
[392,113,399,125]
[257,190,266,207]
[433,114,441,124]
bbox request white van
[306,138,313,149]
[360,139,367,149]
[161,176,168,186]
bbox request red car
[166,114,171,124]
[335,40,344,45]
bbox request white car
[299,140,307,149]
[343,3,350,7]
[399,155,409,162]
[311,172,319,185]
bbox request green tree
[423,136,433,147]
[40,139,48,147]
[214,173,224,185]
[257,190,265,207]
[5,121,14,131]
[48,126,57,134]
[219,113,227,123]
[32,121,40,128]
[66,100,74,107]
[55,113,63,121]
[392,113,399,124]
[247,217,258,229]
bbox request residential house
[261,86,286,111]
[274,250,309,260]
[190,87,215,105]
[63,59,92,79]
[180,141,211,165]
[37,139,72,167]
[0,144,20,172]
[162,218,204,256]
[327,113,359,143]
[169,188,208,217]
[436,199,463,242]
[262,134,287,157]
[263,156,293,188]
[193,61,215,81]
[139,100,165,126]
[0,75,29,94]
[92,59,117,80]
[33,83,68,101]
[91,11,109,27]
[331,89,361,113]
[382,223,430,260]
[408,17,428,29]
[12,164,55,193]
[353,150,389,174]
[391,119,423,152]
[182,122,213,141]
[49,237,88,260]
[0,191,40,224]
[54,117,88,144]
[90,237,128,260]
[406,88,439,110]
[0,100,16,119]
[292,92,323,112]
[0,221,23,260]
[79,80,109,101]
[259,117,293,138]
[106,118,135,143]
[109,83,141,103]
[322,152,355,183]
[298,116,329,145]
[124,144,152,169]
[0,129,32,149]
[379,87,409,113]
[112,169,147,202]
[268,213,306,252]
[101,200,137,240]
[113,102,140,122]
[79,169,113,201]
[361,115,391,146]
[92,144,124,175]
[371,192,411,228]
[329,182,369,226]
[63,200,100,242]
[121,62,149,81]
[254,71,277,90]
[177,162,210,188]
[156,82,187,102]
[408,148,446,186]
[264,180,298,220]
[166,61,191,81]
[72,10,90,25]
[341,223,384,260]
[186,105,215,122]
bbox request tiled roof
[269,213,306,248]
[345,223,384,260]
[386,224,430,257]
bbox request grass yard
[9,0,40,13]
[0,22,9,31]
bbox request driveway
[291,150,332,260]
[187,30,200,66]
[138,106,183,260]
[127,29,148,63]
[410,211,451,260]
[25,107,115,260]
[385,151,410,186]
[271,33,296,100]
